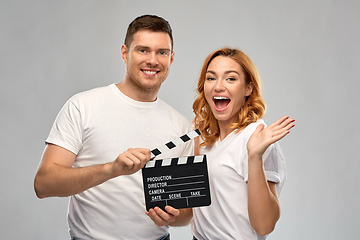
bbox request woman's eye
[227,77,236,81]
[206,77,215,81]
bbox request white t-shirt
[191,119,286,240]
[46,84,193,240]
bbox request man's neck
[115,81,158,102]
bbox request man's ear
[170,51,175,65]
[121,44,128,64]
[246,82,254,96]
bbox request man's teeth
[143,70,157,74]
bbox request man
[34,15,193,240]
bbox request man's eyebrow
[134,45,171,52]
[134,45,150,49]
[158,48,171,52]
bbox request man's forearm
[34,144,151,199]
[34,162,113,198]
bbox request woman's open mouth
[213,96,230,111]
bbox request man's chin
[139,81,163,91]
[137,83,161,93]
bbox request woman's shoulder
[250,119,266,127]
[241,119,266,135]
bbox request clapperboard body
[142,155,210,210]
[142,129,211,211]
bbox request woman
[191,48,295,239]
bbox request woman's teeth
[213,96,230,107]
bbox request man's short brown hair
[124,15,173,51]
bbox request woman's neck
[219,123,233,141]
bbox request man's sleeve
[45,98,83,155]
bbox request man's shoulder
[157,99,189,123]
[75,84,113,97]
[69,84,114,103]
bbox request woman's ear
[246,82,254,96]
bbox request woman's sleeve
[263,142,287,195]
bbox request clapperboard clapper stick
[142,129,211,211]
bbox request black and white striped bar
[145,155,205,168]
[142,155,211,211]
[150,129,200,159]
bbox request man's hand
[146,206,180,226]
[110,148,151,177]
[247,116,295,161]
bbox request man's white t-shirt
[46,84,193,240]
[192,120,286,240]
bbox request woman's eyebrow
[224,70,240,75]
[206,70,239,75]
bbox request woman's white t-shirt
[192,119,286,240]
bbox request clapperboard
[142,129,211,211]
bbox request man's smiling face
[122,30,174,97]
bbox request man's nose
[146,52,158,66]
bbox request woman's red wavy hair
[193,48,266,147]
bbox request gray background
[1,0,359,239]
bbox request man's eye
[139,49,146,53]
[158,51,168,56]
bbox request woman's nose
[214,79,225,92]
